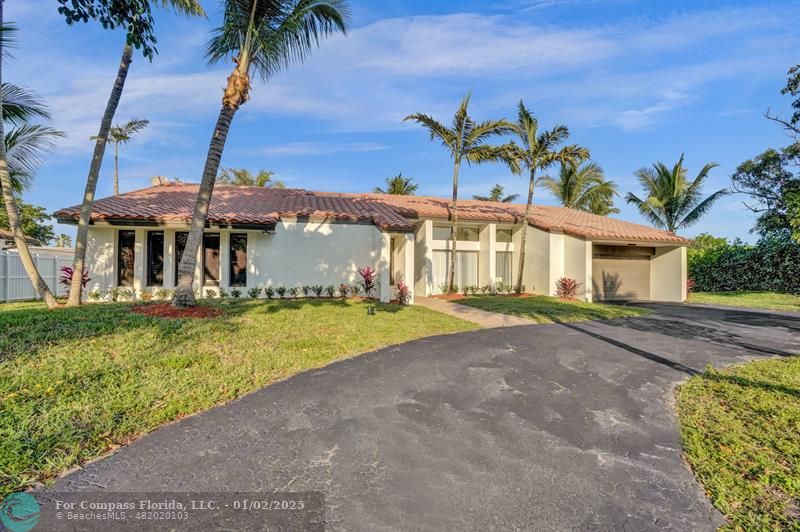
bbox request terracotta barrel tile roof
[55,183,689,244]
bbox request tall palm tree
[91,118,149,195]
[538,161,619,215]
[405,93,520,293]
[373,172,417,195]
[472,184,518,203]
[218,167,284,187]
[174,0,349,308]
[0,19,64,308]
[626,155,728,233]
[63,0,206,306]
[509,101,588,293]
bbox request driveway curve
[53,304,800,530]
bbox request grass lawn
[455,295,649,323]
[0,299,477,497]
[677,357,800,530]
[689,291,800,313]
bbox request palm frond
[467,118,516,147]
[1,83,50,126]
[158,0,207,17]
[0,21,17,61]
[626,191,668,229]
[403,113,456,150]
[676,188,729,230]
[5,125,66,192]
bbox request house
[55,183,689,304]
[1,228,41,250]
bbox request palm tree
[509,101,588,293]
[0,19,63,308]
[62,0,206,307]
[538,161,619,215]
[55,233,73,248]
[626,155,728,233]
[373,173,417,195]
[91,118,149,195]
[473,184,518,203]
[405,93,520,293]
[174,0,349,308]
[218,167,284,187]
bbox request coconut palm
[0,15,62,307]
[472,184,518,203]
[626,155,728,233]
[509,101,588,293]
[218,167,284,187]
[538,161,619,215]
[91,118,149,195]
[61,0,206,306]
[405,93,520,293]
[373,173,417,195]
[174,0,349,307]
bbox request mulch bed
[131,303,223,319]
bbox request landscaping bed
[689,291,800,313]
[454,294,649,323]
[677,357,800,530]
[0,299,477,497]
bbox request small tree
[357,265,377,298]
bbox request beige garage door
[592,246,654,301]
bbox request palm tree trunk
[515,168,535,294]
[67,43,133,306]
[173,104,237,308]
[113,142,119,196]
[0,3,58,309]
[447,160,460,293]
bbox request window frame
[146,231,165,287]
[202,233,221,287]
[229,233,248,288]
[117,230,136,287]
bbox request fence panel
[0,250,75,302]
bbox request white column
[379,231,391,302]
[479,223,495,287]
[422,220,434,295]
[220,231,231,288]
[403,233,415,305]
[548,231,565,297]
[133,229,145,295]
[584,240,593,302]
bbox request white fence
[0,250,74,302]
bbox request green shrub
[219,287,229,298]
[288,286,300,298]
[230,288,242,299]
[338,283,349,297]
[312,285,324,297]
[248,287,262,299]
[264,286,275,299]
[689,232,800,293]
[87,289,103,301]
[350,284,361,297]
[205,288,218,299]
[325,284,336,297]
[302,285,311,297]
[275,286,287,298]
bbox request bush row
[688,232,800,293]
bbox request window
[496,228,513,243]
[433,250,479,291]
[117,230,135,287]
[146,231,164,286]
[203,233,220,286]
[432,225,450,241]
[432,225,480,242]
[174,232,188,286]
[229,233,248,287]
[496,251,512,286]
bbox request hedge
[688,232,800,293]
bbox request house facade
[55,184,689,304]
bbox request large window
[146,231,164,286]
[432,250,479,291]
[117,230,135,287]
[229,233,247,287]
[203,233,220,286]
[496,251,512,286]
[174,232,188,285]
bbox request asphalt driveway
[52,304,800,530]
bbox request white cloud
[259,142,387,156]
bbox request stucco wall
[85,227,115,293]
[563,234,592,301]
[520,225,550,295]
[650,245,687,302]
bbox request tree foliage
[626,154,728,233]
[0,199,55,245]
[688,231,800,294]
[374,173,417,195]
[538,161,619,215]
[472,184,518,202]
[218,168,284,187]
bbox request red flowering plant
[59,266,90,294]
[555,277,580,299]
[396,282,411,305]
[357,265,377,298]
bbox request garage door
[592,246,654,301]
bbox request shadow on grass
[703,369,800,399]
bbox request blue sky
[6,0,800,240]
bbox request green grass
[0,299,477,497]
[689,291,800,313]
[677,358,800,530]
[454,295,649,323]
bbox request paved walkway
[52,304,800,530]
[414,295,533,328]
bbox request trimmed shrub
[248,287,262,299]
[264,286,275,299]
[302,285,311,297]
[219,287,229,298]
[555,277,580,299]
[338,283,349,297]
[689,232,800,293]
[231,288,242,299]
[312,285,324,297]
[325,284,336,297]
[288,286,300,298]
[275,286,287,298]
